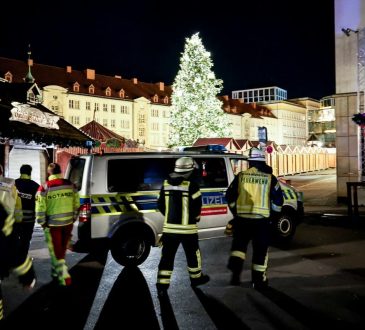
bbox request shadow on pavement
[158,293,179,330]
[3,250,108,330]
[94,266,160,330]
[193,287,250,330]
[255,286,352,329]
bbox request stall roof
[0,82,92,147]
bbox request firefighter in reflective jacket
[14,164,40,263]
[156,157,210,296]
[0,164,36,323]
[35,163,80,286]
[226,148,284,289]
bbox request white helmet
[174,157,195,173]
[248,147,266,162]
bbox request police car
[65,146,303,266]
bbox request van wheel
[110,231,151,266]
[271,210,296,246]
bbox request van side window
[194,158,228,188]
[107,158,176,192]
[68,158,86,191]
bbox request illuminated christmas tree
[169,33,231,147]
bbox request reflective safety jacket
[226,167,283,219]
[15,174,39,223]
[157,175,202,234]
[35,174,80,227]
[0,176,22,224]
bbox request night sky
[0,0,335,100]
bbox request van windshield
[68,158,86,191]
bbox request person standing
[14,164,39,263]
[0,165,36,324]
[156,157,210,297]
[226,147,284,289]
[35,163,80,286]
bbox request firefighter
[156,157,210,296]
[226,147,284,289]
[14,164,40,263]
[0,165,36,324]
[35,163,80,286]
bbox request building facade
[232,86,287,103]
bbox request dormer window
[163,96,169,104]
[105,87,111,97]
[4,71,12,83]
[89,84,95,94]
[73,82,80,92]
[119,89,125,98]
[152,94,158,103]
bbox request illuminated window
[103,104,108,112]
[119,89,125,98]
[94,103,99,111]
[111,119,115,128]
[69,100,79,109]
[139,127,145,136]
[138,114,145,123]
[163,96,169,104]
[121,105,129,114]
[86,102,91,110]
[152,94,158,102]
[89,85,95,94]
[4,71,12,82]
[111,105,115,113]
[73,82,80,92]
[105,87,111,97]
[152,109,159,117]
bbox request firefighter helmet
[174,157,195,173]
[248,147,266,162]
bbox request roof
[193,138,241,150]
[0,57,172,105]
[0,83,92,147]
[79,120,125,142]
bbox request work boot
[252,269,268,291]
[190,274,210,287]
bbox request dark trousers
[157,233,202,286]
[13,222,35,263]
[228,219,270,282]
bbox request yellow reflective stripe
[196,249,202,269]
[165,194,169,222]
[163,228,198,234]
[158,270,173,276]
[163,223,198,229]
[190,272,202,278]
[182,195,189,225]
[192,191,201,200]
[231,251,246,260]
[0,299,3,320]
[188,266,201,272]
[12,256,32,276]
[157,278,171,284]
[252,263,267,272]
[2,214,14,236]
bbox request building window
[139,127,145,137]
[119,89,125,98]
[4,71,12,82]
[138,113,145,124]
[111,104,115,113]
[121,105,129,114]
[94,103,99,111]
[86,102,91,110]
[69,100,80,109]
[105,87,111,97]
[89,84,95,94]
[152,94,158,103]
[163,96,169,104]
[152,109,159,117]
[73,82,80,92]
[103,119,108,127]
[111,119,116,128]
[103,104,108,112]
[152,123,159,131]
[51,105,59,113]
[69,116,80,125]
[86,117,91,123]
[121,120,130,129]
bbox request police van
[66,147,303,266]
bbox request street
[2,169,365,329]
